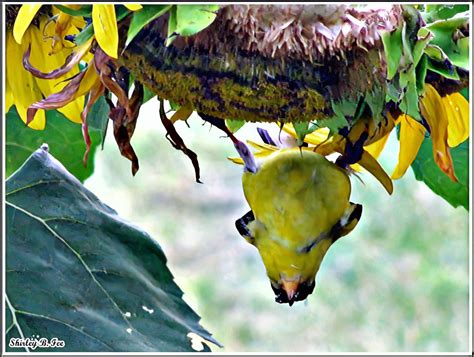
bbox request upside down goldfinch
[234,143,362,306]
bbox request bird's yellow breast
[242,149,351,249]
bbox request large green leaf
[411,138,468,209]
[5,146,220,352]
[5,107,100,182]
[175,5,220,37]
[126,5,171,47]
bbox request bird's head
[251,230,334,306]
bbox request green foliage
[226,119,245,133]
[5,107,100,182]
[382,6,469,122]
[86,96,110,149]
[381,28,402,80]
[167,5,220,46]
[54,4,92,16]
[425,12,470,70]
[5,147,220,352]
[143,86,157,103]
[126,5,172,47]
[175,5,220,36]
[73,23,93,45]
[293,122,310,145]
[423,4,470,22]
[411,138,469,209]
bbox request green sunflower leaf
[5,147,221,352]
[6,107,100,182]
[411,137,468,210]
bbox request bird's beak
[281,280,299,306]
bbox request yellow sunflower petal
[170,106,193,123]
[228,149,276,165]
[391,114,426,180]
[349,163,363,172]
[420,84,457,182]
[6,30,45,129]
[283,124,331,145]
[365,132,390,159]
[124,4,143,11]
[15,104,46,130]
[443,92,469,147]
[13,4,42,44]
[350,130,390,179]
[358,150,393,194]
[5,80,14,113]
[92,5,119,58]
[77,63,102,96]
[58,97,85,124]
[246,140,278,152]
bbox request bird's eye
[235,211,256,245]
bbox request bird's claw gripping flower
[234,144,362,306]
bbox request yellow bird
[234,141,362,305]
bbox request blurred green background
[84,101,469,352]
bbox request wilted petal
[81,82,105,166]
[420,84,457,182]
[26,20,87,123]
[92,4,119,58]
[27,64,100,125]
[24,35,93,80]
[391,114,426,180]
[443,92,469,147]
[13,4,42,44]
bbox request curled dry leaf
[159,99,202,183]
[110,106,140,175]
[107,82,144,176]
[94,47,133,119]
[81,82,105,165]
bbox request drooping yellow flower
[419,84,457,182]
[9,11,87,128]
[92,4,119,58]
[390,84,468,182]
